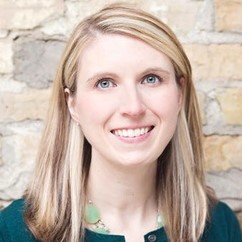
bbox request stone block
[1,132,40,170]
[14,38,65,88]
[0,30,8,38]
[0,40,13,74]
[0,87,51,122]
[141,0,203,35]
[184,44,242,81]
[0,75,26,93]
[0,0,64,30]
[204,96,221,129]
[204,135,242,172]
[193,0,213,32]
[217,88,242,125]
[215,0,242,32]
[206,169,242,212]
[0,122,41,201]
[0,136,2,166]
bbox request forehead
[77,33,175,76]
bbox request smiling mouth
[111,126,154,138]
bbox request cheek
[75,97,96,121]
[75,95,112,127]
[148,90,181,119]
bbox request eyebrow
[140,67,171,76]
[86,72,119,82]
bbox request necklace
[85,200,163,234]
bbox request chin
[113,156,157,169]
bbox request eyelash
[95,79,116,89]
[142,74,162,85]
[95,74,163,89]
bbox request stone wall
[0,0,242,226]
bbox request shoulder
[202,201,242,242]
[211,201,239,222]
[0,199,37,242]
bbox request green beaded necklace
[85,201,163,234]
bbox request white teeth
[123,129,128,136]
[141,128,145,135]
[114,127,151,138]
[134,128,140,136]
[128,129,134,137]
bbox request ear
[65,88,80,123]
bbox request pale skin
[66,34,183,242]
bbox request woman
[0,3,241,242]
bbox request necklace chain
[85,200,163,234]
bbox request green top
[0,199,241,242]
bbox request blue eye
[96,79,114,89]
[143,74,160,84]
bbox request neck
[86,152,158,234]
[87,156,157,211]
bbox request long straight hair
[24,3,216,242]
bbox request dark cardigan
[0,199,241,242]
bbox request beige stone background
[0,0,242,227]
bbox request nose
[119,86,146,117]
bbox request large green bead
[157,214,163,228]
[85,203,101,224]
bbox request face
[67,34,182,168]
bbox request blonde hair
[25,3,216,242]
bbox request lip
[111,125,154,143]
